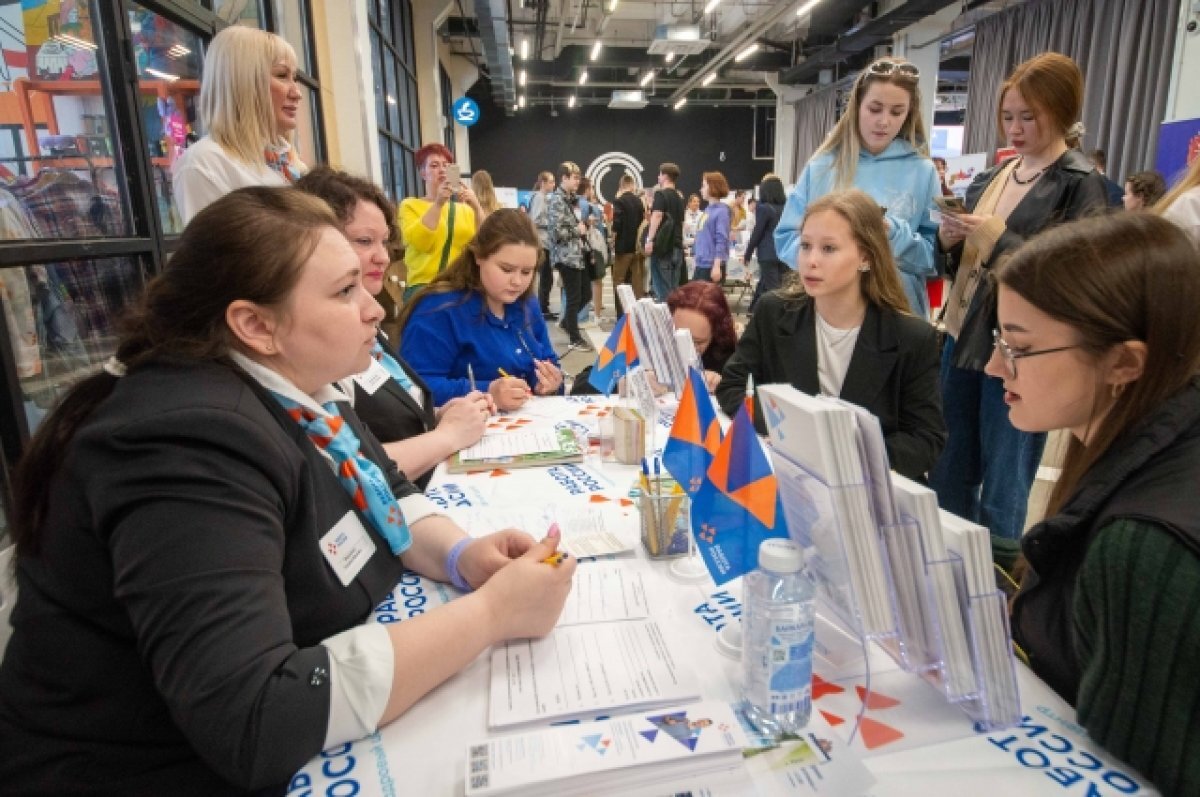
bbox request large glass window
[128,5,204,235]
[370,0,419,201]
[0,1,133,239]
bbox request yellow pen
[497,368,513,379]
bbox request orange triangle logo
[858,717,904,749]
[855,686,901,710]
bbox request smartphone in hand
[935,195,967,214]
[446,163,461,190]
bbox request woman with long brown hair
[990,212,1200,794]
[930,52,1108,546]
[398,209,563,411]
[719,189,945,481]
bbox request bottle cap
[758,538,803,573]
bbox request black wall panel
[466,101,770,202]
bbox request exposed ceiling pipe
[474,0,517,112]
[552,0,571,58]
[780,0,959,84]
[667,0,802,102]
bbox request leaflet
[488,619,701,728]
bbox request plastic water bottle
[741,538,815,738]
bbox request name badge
[354,357,391,396]
[321,511,378,586]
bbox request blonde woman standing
[173,26,306,223]
[774,57,940,317]
[472,169,502,218]
[1157,155,1200,245]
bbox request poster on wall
[1156,117,1200,186]
[21,0,98,81]
[944,153,988,198]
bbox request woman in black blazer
[297,167,493,489]
[0,189,574,794]
[718,189,945,482]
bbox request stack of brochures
[759,383,1020,731]
[759,384,896,636]
[940,511,1020,726]
[465,701,748,796]
[616,285,692,397]
[890,476,976,698]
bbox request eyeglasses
[866,59,920,79]
[992,329,1080,379]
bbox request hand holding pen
[475,523,575,640]
[489,367,534,411]
[531,359,564,395]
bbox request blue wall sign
[452,97,481,127]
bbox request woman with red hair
[667,281,737,393]
[399,143,485,300]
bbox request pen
[497,367,512,379]
[468,363,477,392]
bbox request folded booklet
[466,701,747,796]
[447,426,584,473]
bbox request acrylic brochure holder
[769,447,1020,735]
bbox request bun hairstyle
[995,52,1085,149]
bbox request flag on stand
[689,399,789,585]
[662,366,722,495]
[588,313,639,393]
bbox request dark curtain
[963,0,1179,180]
[789,86,839,182]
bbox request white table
[289,397,1156,797]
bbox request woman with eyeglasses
[297,167,493,490]
[774,56,940,317]
[930,53,1108,551]
[397,209,563,411]
[988,212,1200,795]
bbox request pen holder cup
[639,478,691,560]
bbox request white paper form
[446,503,637,558]
[459,429,563,461]
[558,563,650,626]
[488,619,701,728]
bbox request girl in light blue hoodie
[775,57,940,317]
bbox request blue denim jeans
[928,336,1047,541]
[650,248,683,301]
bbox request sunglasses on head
[866,59,920,79]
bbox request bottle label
[766,607,812,714]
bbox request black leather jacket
[944,149,1108,371]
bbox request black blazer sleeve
[883,316,947,479]
[96,403,335,789]
[717,297,771,418]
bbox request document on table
[447,503,637,558]
[488,619,701,728]
[557,562,650,626]
[459,429,563,461]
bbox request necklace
[1010,157,1047,185]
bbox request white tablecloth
[289,397,1156,797]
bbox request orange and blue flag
[662,366,722,495]
[689,398,788,585]
[588,313,639,393]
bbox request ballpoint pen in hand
[468,363,477,393]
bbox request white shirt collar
[229,350,344,418]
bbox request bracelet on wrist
[445,537,474,593]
